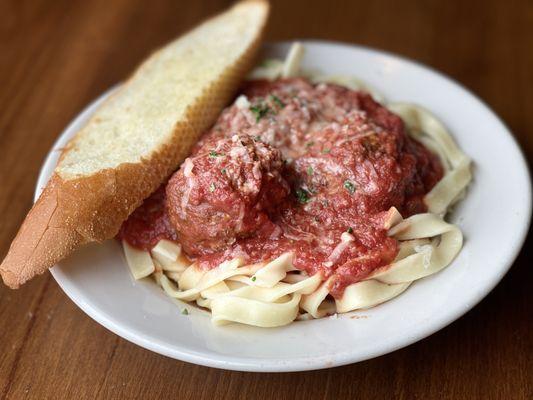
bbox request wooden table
[1,0,531,398]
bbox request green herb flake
[181,308,189,315]
[251,276,257,282]
[305,141,315,148]
[347,227,354,234]
[260,59,276,68]
[295,188,311,204]
[270,95,285,109]
[344,180,356,194]
[322,148,331,154]
[209,183,216,192]
[306,166,313,176]
[209,150,224,158]
[221,168,227,175]
[250,104,271,122]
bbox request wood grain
[0,0,531,399]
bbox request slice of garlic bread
[1,0,269,288]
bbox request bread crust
[1,0,269,288]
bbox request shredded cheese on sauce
[121,43,471,328]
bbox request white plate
[38,41,531,372]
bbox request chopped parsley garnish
[295,188,311,204]
[260,59,276,68]
[181,308,189,315]
[209,150,224,158]
[250,104,271,122]
[209,183,216,192]
[347,227,354,234]
[251,276,257,282]
[270,95,285,108]
[305,141,315,148]
[322,148,331,154]
[306,166,313,176]
[254,135,262,141]
[221,168,227,174]
[344,180,356,194]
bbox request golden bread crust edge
[0,0,269,288]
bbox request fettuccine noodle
[122,43,471,327]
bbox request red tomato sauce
[118,78,443,297]
[117,186,177,250]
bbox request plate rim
[37,39,532,372]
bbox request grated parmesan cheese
[235,95,250,109]
[414,244,433,269]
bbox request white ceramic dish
[38,40,531,372]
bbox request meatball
[288,92,442,218]
[166,135,289,256]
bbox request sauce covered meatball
[119,77,444,297]
[165,134,289,256]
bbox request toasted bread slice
[1,0,269,288]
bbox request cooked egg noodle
[122,43,471,327]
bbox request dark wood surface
[1,1,531,399]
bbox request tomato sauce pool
[118,78,443,298]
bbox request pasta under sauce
[119,78,444,298]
